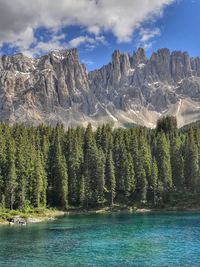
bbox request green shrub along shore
[1,116,200,224]
[0,208,65,224]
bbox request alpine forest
[0,116,199,211]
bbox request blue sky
[0,0,199,70]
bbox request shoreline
[0,210,65,226]
[1,206,200,226]
[64,206,200,215]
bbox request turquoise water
[0,212,200,267]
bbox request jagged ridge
[0,47,200,128]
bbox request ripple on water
[0,212,200,267]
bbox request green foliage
[105,150,116,206]
[0,117,199,210]
[5,137,17,209]
[156,116,177,136]
[156,132,172,191]
[184,129,199,193]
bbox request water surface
[0,212,200,267]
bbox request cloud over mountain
[0,0,174,54]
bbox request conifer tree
[83,123,97,207]
[138,134,152,198]
[171,136,184,189]
[151,157,158,204]
[184,129,199,193]
[31,151,47,208]
[156,132,172,191]
[54,143,68,209]
[66,129,83,205]
[123,152,135,200]
[0,127,6,207]
[15,134,28,210]
[79,174,85,206]
[48,131,68,209]
[105,150,116,206]
[92,149,105,205]
[135,151,147,203]
[5,137,17,209]
[0,118,200,211]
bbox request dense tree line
[0,116,199,210]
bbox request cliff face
[89,48,200,127]
[0,48,200,128]
[0,49,97,126]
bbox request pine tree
[31,151,47,208]
[0,127,6,207]
[156,132,172,191]
[57,153,68,209]
[5,137,17,209]
[92,149,105,205]
[135,151,147,203]
[48,131,68,209]
[121,152,135,200]
[100,124,113,154]
[83,123,97,207]
[66,129,83,205]
[79,175,85,206]
[184,129,199,193]
[0,117,200,211]
[112,130,126,198]
[129,130,139,171]
[105,150,116,206]
[156,116,177,138]
[151,157,158,205]
[171,136,184,189]
[14,131,30,210]
[138,134,152,199]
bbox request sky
[0,0,199,70]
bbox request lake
[0,212,200,267]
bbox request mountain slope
[0,48,200,127]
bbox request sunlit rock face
[1,48,200,128]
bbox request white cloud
[24,34,106,57]
[143,43,153,50]
[139,28,161,43]
[137,27,161,50]
[81,59,94,66]
[87,25,101,36]
[67,35,106,53]
[21,33,67,57]
[0,0,174,53]
[68,36,95,48]
[95,35,107,45]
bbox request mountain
[0,47,200,128]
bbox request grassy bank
[2,198,200,225]
[0,208,65,225]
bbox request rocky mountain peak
[110,50,131,87]
[132,48,147,66]
[112,49,121,62]
[0,47,200,128]
[0,52,35,73]
[171,50,192,80]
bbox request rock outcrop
[89,48,200,127]
[0,47,200,128]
